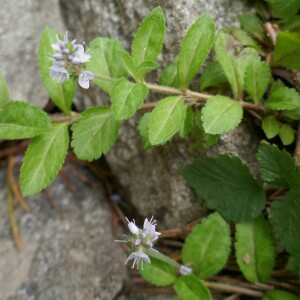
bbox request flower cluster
[49,32,94,89]
[116,217,161,270]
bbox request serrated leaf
[235,215,275,283]
[215,33,248,99]
[262,116,281,139]
[160,62,180,88]
[174,275,212,300]
[263,289,300,300]
[270,190,300,258]
[179,106,194,138]
[282,108,300,120]
[229,29,261,50]
[265,0,300,19]
[0,101,51,139]
[270,79,285,95]
[85,38,127,94]
[177,13,216,88]
[244,51,270,103]
[118,50,136,79]
[149,96,186,145]
[138,112,152,149]
[279,124,295,145]
[238,13,266,40]
[139,256,176,286]
[0,72,9,108]
[182,212,231,279]
[274,32,300,69]
[257,141,300,191]
[38,27,76,114]
[135,60,158,81]
[286,256,300,276]
[131,7,165,66]
[71,107,120,161]
[20,123,69,196]
[111,79,148,120]
[199,61,227,91]
[181,155,265,222]
[268,86,300,110]
[201,95,243,134]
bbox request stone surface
[59,0,257,228]
[0,0,65,108]
[0,165,127,300]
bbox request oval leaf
[181,155,265,222]
[0,72,9,108]
[38,27,76,114]
[139,256,176,286]
[279,124,295,146]
[71,107,120,161]
[262,116,281,139]
[235,215,275,283]
[174,275,212,300]
[182,212,231,279]
[177,13,216,88]
[149,96,186,145]
[131,7,165,66]
[270,190,300,258]
[111,79,148,120]
[268,86,300,111]
[160,62,180,88]
[138,112,153,149]
[0,101,51,140]
[86,38,128,94]
[20,123,69,196]
[201,95,243,134]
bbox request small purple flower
[125,251,151,270]
[78,70,95,89]
[49,61,69,83]
[126,217,139,235]
[72,44,91,64]
[179,265,192,275]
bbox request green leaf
[86,38,127,94]
[244,50,270,103]
[257,141,300,190]
[111,79,148,120]
[38,27,76,114]
[270,79,285,95]
[287,256,300,276]
[179,106,194,138]
[228,29,261,50]
[215,32,246,99]
[274,32,300,69]
[174,275,212,300]
[199,61,227,91]
[270,190,300,258]
[263,289,300,300]
[279,124,295,145]
[0,72,9,108]
[238,13,266,41]
[71,107,120,161]
[149,96,186,145]
[139,256,176,286]
[281,15,300,32]
[135,60,159,81]
[160,62,180,88]
[268,86,300,110]
[182,212,231,279]
[131,7,165,66]
[177,13,216,88]
[235,215,275,283]
[282,108,300,120]
[118,50,136,79]
[181,155,265,222]
[0,101,51,139]
[138,112,152,149]
[201,95,243,134]
[20,123,69,196]
[189,110,220,152]
[262,116,281,139]
[265,0,300,19]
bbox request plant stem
[204,281,264,298]
[145,82,265,112]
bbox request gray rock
[58,0,257,228]
[0,0,65,108]
[0,166,127,300]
